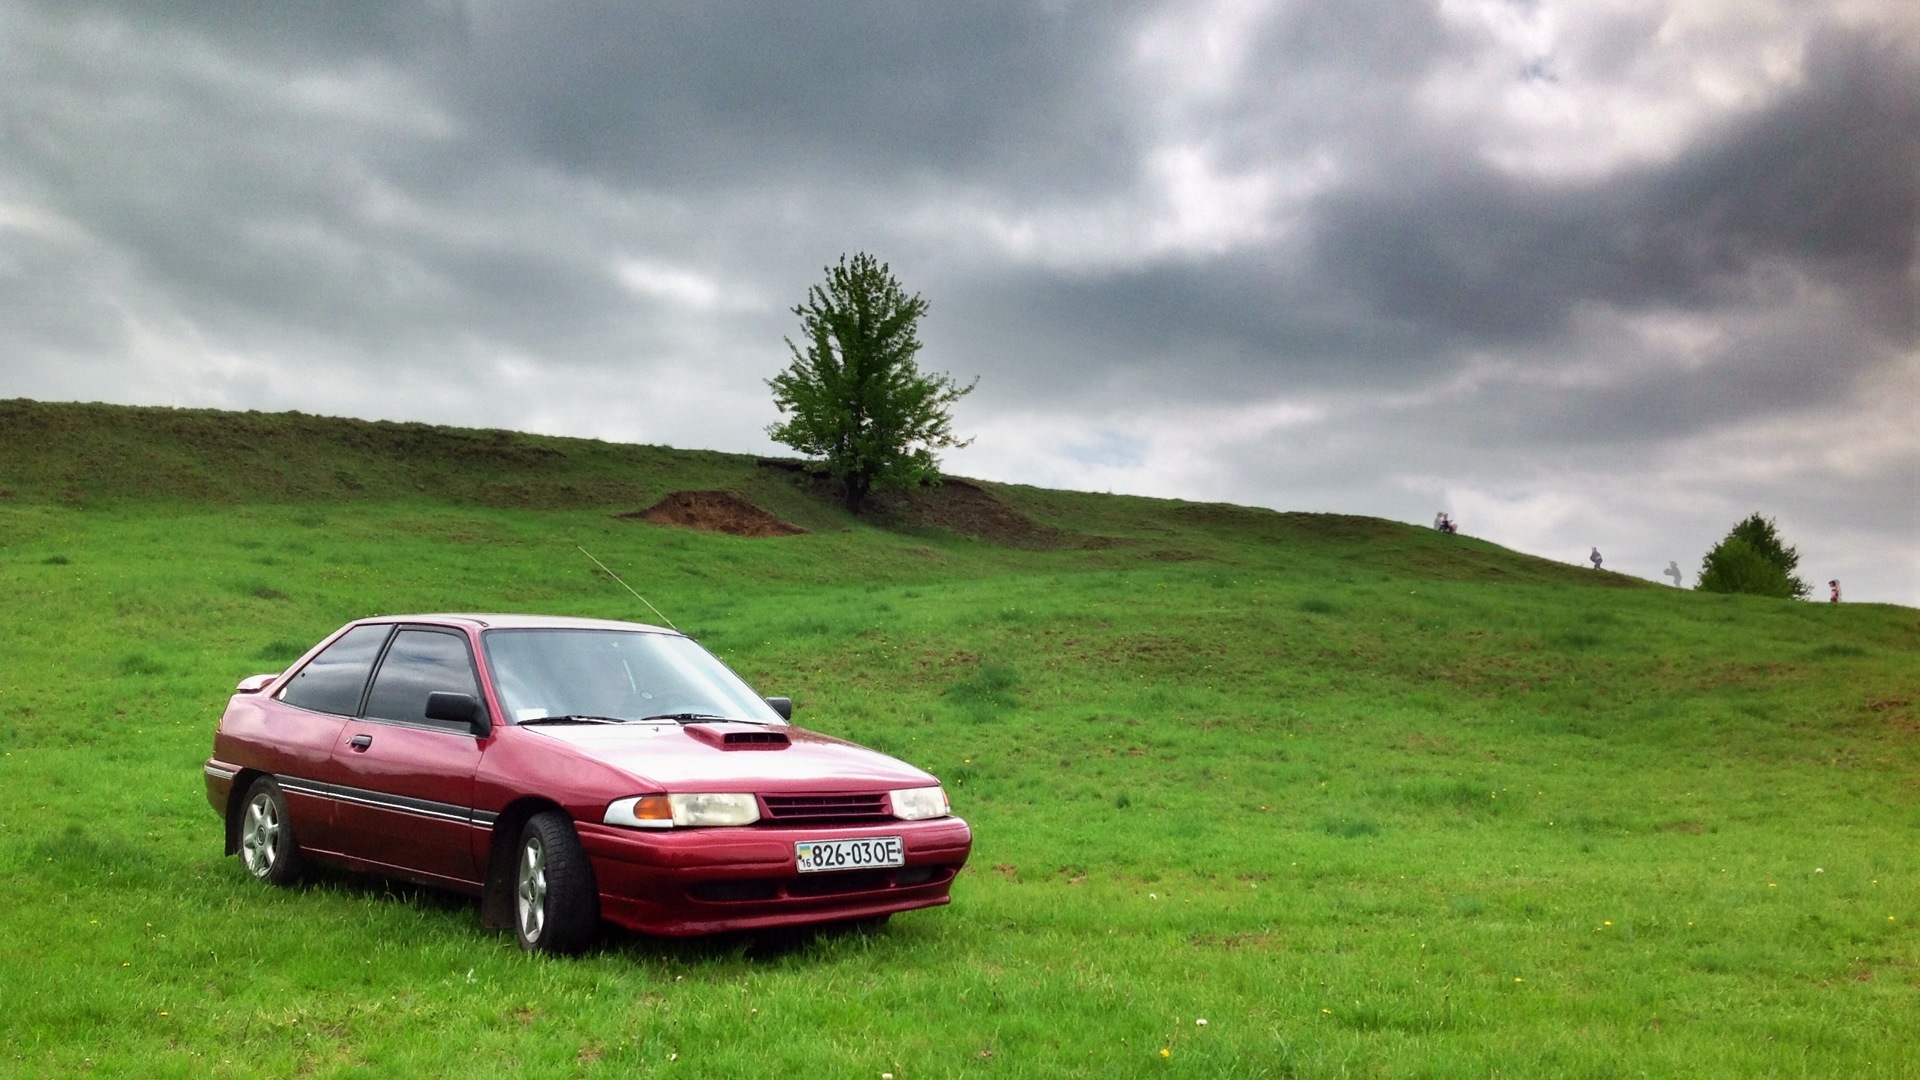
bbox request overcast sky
[3,0,1915,603]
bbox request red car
[203,614,972,951]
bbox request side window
[277,624,392,716]
[363,628,482,729]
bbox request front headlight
[604,793,761,828]
[890,786,950,821]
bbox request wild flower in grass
[1160,1048,1171,1058]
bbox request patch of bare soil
[874,479,1076,549]
[621,490,807,537]
[757,459,1095,548]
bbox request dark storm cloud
[944,19,1917,419]
[1449,324,1892,451]
[944,258,1432,404]
[441,2,1150,193]
[1312,24,1919,342]
[3,0,718,370]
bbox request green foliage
[766,254,975,512]
[1698,514,1808,598]
[1697,536,1794,597]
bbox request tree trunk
[843,473,871,514]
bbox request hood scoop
[686,724,792,750]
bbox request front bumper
[576,815,974,936]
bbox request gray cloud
[441,2,1151,194]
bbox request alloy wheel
[516,834,548,943]
[241,793,279,877]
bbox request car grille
[760,792,890,824]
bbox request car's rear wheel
[237,776,305,886]
[514,811,598,954]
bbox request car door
[256,622,395,855]
[330,626,489,886]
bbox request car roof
[356,613,679,635]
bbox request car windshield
[481,629,785,726]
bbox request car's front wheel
[236,776,305,886]
[514,811,599,954]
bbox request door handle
[348,734,373,752]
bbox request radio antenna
[577,546,679,631]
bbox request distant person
[1664,560,1682,587]
[1829,579,1841,603]
[1589,547,1603,570]
[1434,512,1446,531]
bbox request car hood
[520,722,937,791]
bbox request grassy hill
[1,399,1914,1077]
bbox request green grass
[1,402,1917,1077]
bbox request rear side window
[363,628,482,729]
[277,624,392,716]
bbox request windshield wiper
[639,712,763,725]
[518,714,626,726]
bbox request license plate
[794,836,904,873]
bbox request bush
[1697,514,1808,599]
[1697,536,1796,598]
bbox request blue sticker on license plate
[794,836,905,873]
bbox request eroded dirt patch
[758,459,1099,548]
[622,490,807,537]
[876,479,1075,549]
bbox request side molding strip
[275,774,496,829]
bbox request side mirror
[764,696,793,720]
[426,691,491,737]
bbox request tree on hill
[1697,513,1809,598]
[766,253,976,513]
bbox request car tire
[236,776,306,886]
[514,811,599,954]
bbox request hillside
[1,397,1915,1077]
[1,397,1625,589]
